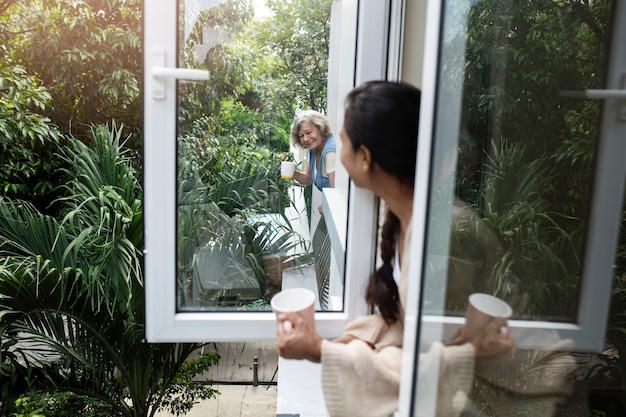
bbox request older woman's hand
[276,312,324,363]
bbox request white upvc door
[143,0,398,342]
[399,0,626,415]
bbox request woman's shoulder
[324,134,337,151]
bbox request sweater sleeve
[321,339,402,417]
[435,343,476,417]
[341,314,389,345]
[320,339,475,417]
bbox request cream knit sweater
[320,224,476,417]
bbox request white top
[393,244,401,284]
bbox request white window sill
[276,358,329,417]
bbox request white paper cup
[280,161,296,179]
[270,288,315,330]
[461,293,512,339]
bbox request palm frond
[0,199,70,265]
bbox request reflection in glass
[422,0,612,322]
[413,0,620,416]
[174,0,341,312]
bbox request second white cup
[461,293,512,339]
[280,161,296,179]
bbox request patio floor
[153,384,278,417]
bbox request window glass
[174,0,344,313]
[423,0,611,322]
[410,0,626,416]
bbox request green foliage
[0,334,34,411]
[0,63,62,207]
[4,0,142,140]
[459,0,609,195]
[479,141,583,318]
[0,65,57,145]
[452,0,613,320]
[177,131,311,307]
[156,351,220,417]
[1,0,143,210]
[56,124,143,318]
[178,0,255,127]
[0,125,217,417]
[462,0,608,145]
[217,99,290,152]
[250,0,332,112]
[178,0,331,142]
[13,396,45,417]
[13,392,116,417]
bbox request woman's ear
[359,145,373,172]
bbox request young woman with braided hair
[275,81,515,417]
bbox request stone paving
[154,384,278,417]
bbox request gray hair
[290,110,332,147]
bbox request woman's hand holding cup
[470,316,516,364]
[272,288,322,363]
[446,293,516,364]
[276,312,323,363]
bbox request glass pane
[423,0,612,322]
[174,0,343,312]
[413,0,622,416]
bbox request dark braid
[366,210,401,324]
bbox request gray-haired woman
[290,109,336,194]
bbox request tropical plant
[177,133,311,309]
[451,0,611,320]
[3,0,142,140]
[0,63,62,210]
[0,124,218,417]
[12,391,117,417]
[1,0,142,211]
[12,396,46,417]
[478,141,583,319]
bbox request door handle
[152,67,209,80]
[151,48,209,100]
[587,87,626,122]
[560,73,626,121]
[560,90,626,98]
[584,89,626,99]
